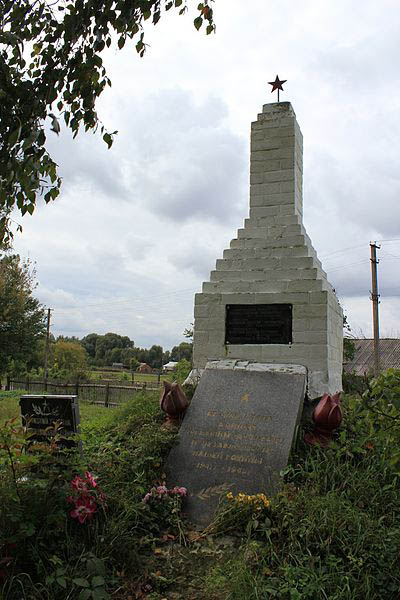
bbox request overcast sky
[12,0,400,349]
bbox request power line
[380,251,400,260]
[325,258,370,273]
[320,239,400,262]
[320,243,366,260]
[54,287,197,312]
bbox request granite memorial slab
[20,394,81,450]
[167,360,306,525]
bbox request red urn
[304,392,342,447]
[160,381,189,425]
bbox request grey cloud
[167,242,216,279]
[123,234,154,261]
[46,88,247,227]
[46,125,128,200]
[112,89,248,224]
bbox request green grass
[0,390,26,424]
[1,392,400,599]
[0,389,112,426]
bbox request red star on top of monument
[268,75,287,101]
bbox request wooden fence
[8,377,162,407]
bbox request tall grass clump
[204,374,400,600]
[0,391,181,599]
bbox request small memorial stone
[167,361,306,525]
[19,395,81,450]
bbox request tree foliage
[0,252,46,375]
[52,339,88,373]
[170,341,192,362]
[0,0,215,243]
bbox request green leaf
[9,125,22,147]
[102,133,112,149]
[92,589,110,600]
[206,24,214,34]
[193,16,203,30]
[57,577,67,588]
[175,0,183,5]
[389,452,400,467]
[117,37,125,49]
[73,577,90,588]
[78,590,92,600]
[91,575,105,587]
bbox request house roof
[163,361,178,368]
[344,338,400,375]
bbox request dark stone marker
[167,362,305,525]
[225,304,292,345]
[19,395,81,449]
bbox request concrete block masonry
[192,102,343,400]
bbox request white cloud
[11,0,400,348]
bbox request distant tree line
[1,238,193,380]
[48,333,192,372]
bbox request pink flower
[70,496,97,524]
[170,486,187,497]
[84,471,97,488]
[98,491,107,506]
[156,485,168,497]
[142,492,152,503]
[71,476,88,493]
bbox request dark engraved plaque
[225,304,292,345]
[20,395,81,449]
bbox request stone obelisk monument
[192,101,343,399]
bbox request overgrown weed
[1,384,400,599]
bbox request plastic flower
[70,496,97,524]
[98,491,107,507]
[85,471,98,487]
[156,485,168,496]
[170,486,187,497]
[71,476,88,492]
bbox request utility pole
[370,243,381,375]
[44,308,52,380]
